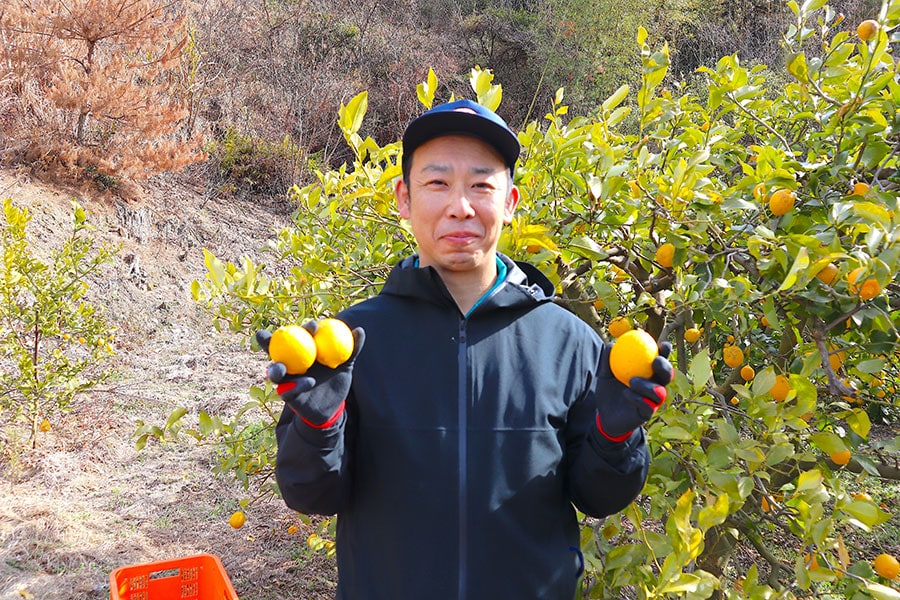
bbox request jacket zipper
[457,318,468,600]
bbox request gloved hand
[256,322,366,429]
[595,340,673,442]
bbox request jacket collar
[381,253,555,314]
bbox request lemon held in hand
[314,318,355,368]
[269,325,317,375]
[610,329,659,386]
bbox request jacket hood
[381,253,555,313]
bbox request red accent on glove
[596,413,634,443]
[276,381,296,395]
[301,400,346,430]
[643,385,667,408]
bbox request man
[257,99,672,599]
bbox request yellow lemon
[857,19,879,41]
[874,553,900,579]
[851,181,870,196]
[847,267,881,300]
[723,345,744,368]
[770,374,791,402]
[610,265,629,283]
[769,188,796,216]
[609,329,659,386]
[830,449,852,466]
[828,343,846,372]
[229,511,246,529]
[655,243,675,268]
[269,325,317,375]
[740,365,755,381]
[816,263,839,285]
[684,327,701,344]
[608,316,632,339]
[753,182,768,202]
[314,318,355,368]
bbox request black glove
[595,340,673,442]
[256,322,366,429]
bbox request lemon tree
[163,0,899,596]
[0,199,118,449]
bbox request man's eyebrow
[419,163,501,176]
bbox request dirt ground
[0,166,337,599]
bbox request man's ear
[395,178,411,219]
[503,185,519,224]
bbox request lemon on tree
[723,344,744,368]
[314,318,355,368]
[269,325,317,374]
[874,553,900,580]
[768,188,795,216]
[847,266,881,300]
[857,19,879,41]
[655,243,675,268]
[770,374,791,402]
[609,329,659,386]
[830,449,852,466]
[684,327,701,343]
[740,365,755,381]
[608,316,632,338]
[816,262,839,285]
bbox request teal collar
[411,256,507,317]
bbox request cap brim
[403,111,520,172]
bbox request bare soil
[0,167,337,599]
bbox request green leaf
[841,500,892,527]
[697,493,729,531]
[845,408,871,439]
[778,246,810,291]
[602,85,630,113]
[787,52,808,81]
[865,582,900,600]
[164,407,188,431]
[416,68,438,109]
[810,431,845,453]
[338,91,369,137]
[688,349,712,393]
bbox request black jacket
[275,254,650,599]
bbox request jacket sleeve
[275,401,353,516]
[565,374,650,518]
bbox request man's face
[395,135,518,278]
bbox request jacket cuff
[590,424,644,456]
[292,409,347,446]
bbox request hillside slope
[0,167,336,599]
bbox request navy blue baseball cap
[401,99,520,175]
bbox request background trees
[0,0,204,188]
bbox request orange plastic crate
[110,554,239,600]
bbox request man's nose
[446,190,476,219]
